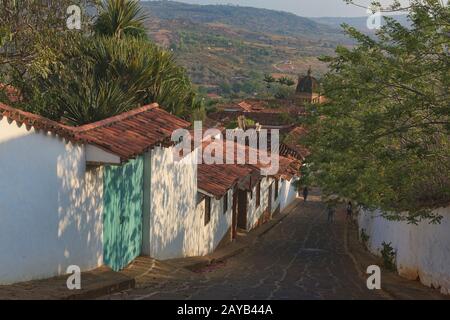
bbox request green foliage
[277,76,295,86]
[360,228,370,250]
[381,242,396,271]
[226,118,255,130]
[0,0,98,82]
[263,74,276,88]
[1,0,201,125]
[94,0,148,39]
[303,1,450,223]
[35,37,199,124]
[273,85,294,99]
[277,112,293,124]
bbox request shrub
[381,242,397,271]
[360,228,370,250]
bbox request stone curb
[64,278,135,300]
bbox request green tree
[1,0,202,124]
[94,0,148,39]
[303,1,450,223]
[0,0,98,95]
[263,74,276,88]
[36,36,200,124]
[277,76,295,86]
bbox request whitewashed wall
[186,190,232,257]
[272,179,281,215]
[0,118,103,285]
[144,146,197,259]
[280,177,298,211]
[358,207,450,295]
[246,177,277,230]
[144,146,232,259]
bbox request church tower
[295,67,322,104]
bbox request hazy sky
[162,0,411,17]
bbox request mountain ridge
[141,1,354,97]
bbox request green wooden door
[103,157,144,271]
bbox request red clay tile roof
[237,101,254,112]
[277,155,302,180]
[279,143,303,161]
[197,138,301,196]
[74,104,191,160]
[283,126,310,160]
[0,102,191,161]
[0,102,80,141]
[198,163,258,198]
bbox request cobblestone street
[103,194,385,300]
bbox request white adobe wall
[144,146,196,260]
[0,118,103,285]
[272,179,281,215]
[280,177,299,211]
[358,207,450,295]
[246,177,276,230]
[185,190,232,257]
[143,146,233,260]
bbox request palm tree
[41,36,201,125]
[25,0,203,125]
[94,0,148,39]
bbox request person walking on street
[327,204,335,223]
[346,201,353,222]
[302,187,309,202]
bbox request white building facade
[279,177,299,211]
[0,117,104,285]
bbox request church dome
[296,67,320,94]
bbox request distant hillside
[312,15,410,34]
[143,1,344,39]
[141,1,353,98]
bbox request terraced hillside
[141,1,353,97]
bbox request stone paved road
[102,195,384,300]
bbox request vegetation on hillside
[141,1,347,98]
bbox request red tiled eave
[198,163,258,198]
[0,102,191,161]
[0,102,80,141]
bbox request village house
[0,101,302,284]
[148,126,302,261]
[146,134,261,260]
[196,163,257,254]
[242,153,300,231]
[0,102,190,282]
[197,138,301,235]
[210,99,303,131]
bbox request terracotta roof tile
[197,138,301,196]
[283,126,310,160]
[75,104,190,160]
[198,163,258,198]
[0,102,80,141]
[0,102,191,161]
